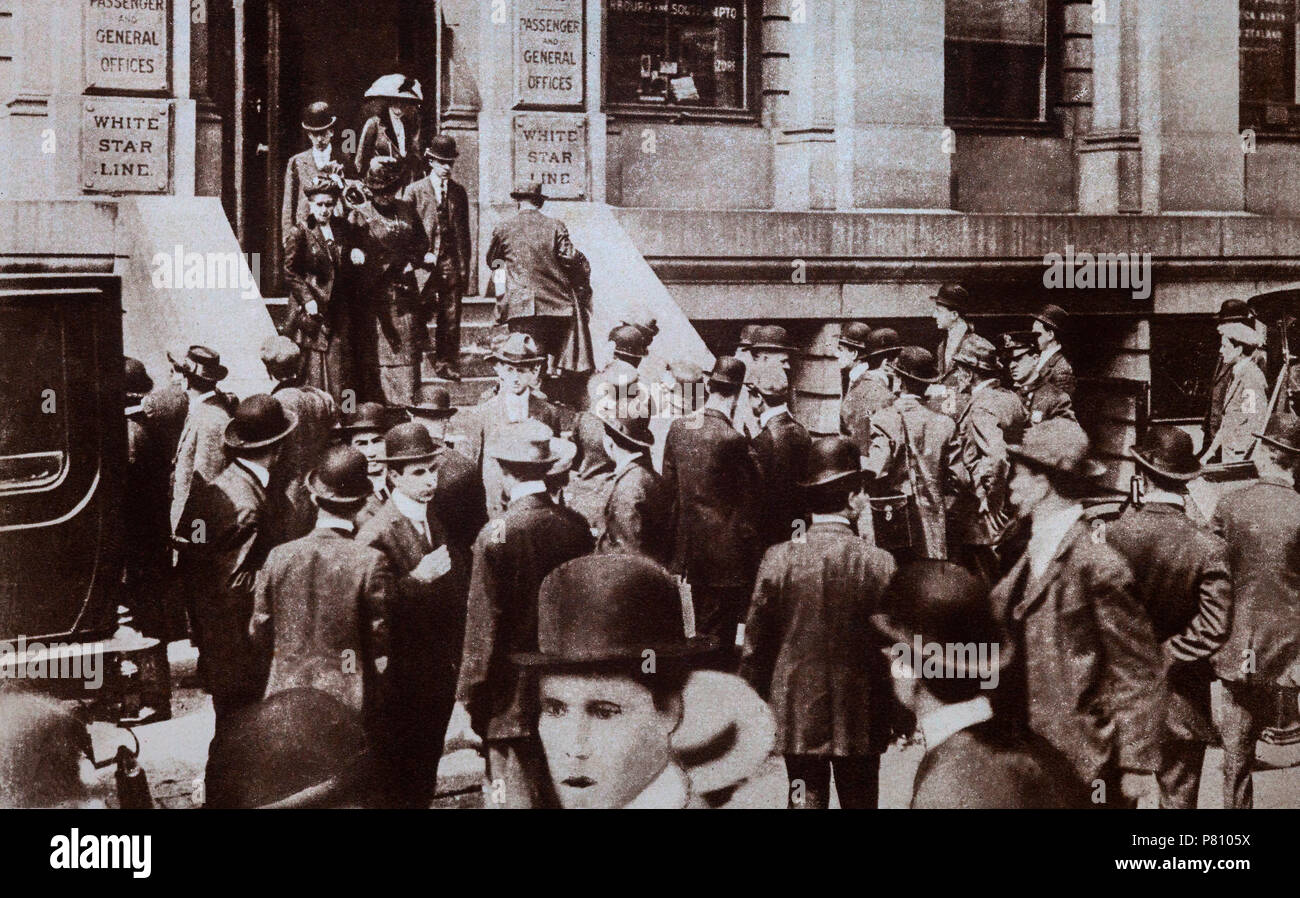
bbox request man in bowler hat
[402,135,472,381]
[749,366,811,550]
[169,345,236,534]
[282,100,354,237]
[841,327,900,457]
[873,561,1089,808]
[1211,414,1300,808]
[930,283,981,387]
[356,423,462,807]
[742,436,897,808]
[251,446,393,727]
[989,419,1164,807]
[456,420,594,807]
[1025,304,1076,398]
[593,386,672,564]
[1105,425,1232,808]
[335,402,396,526]
[662,357,763,661]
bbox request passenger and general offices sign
[515,0,584,107]
[83,0,170,93]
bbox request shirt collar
[613,451,648,479]
[237,459,271,489]
[848,361,871,385]
[369,473,388,498]
[509,480,548,503]
[315,509,355,533]
[190,389,217,410]
[311,146,331,167]
[390,488,430,530]
[623,762,690,809]
[1026,503,1084,578]
[810,513,851,527]
[918,696,994,753]
[759,405,789,429]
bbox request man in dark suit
[456,420,594,807]
[251,446,392,728]
[282,174,358,402]
[1001,330,1075,427]
[335,402,395,527]
[593,392,671,563]
[841,326,899,456]
[402,135,472,381]
[874,561,1090,808]
[990,419,1165,807]
[1025,304,1076,398]
[261,337,339,545]
[947,341,1028,579]
[281,101,355,237]
[485,180,591,374]
[1105,426,1232,809]
[742,437,897,808]
[357,424,465,808]
[749,367,811,549]
[177,395,298,802]
[460,334,575,518]
[1211,414,1300,809]
[931,283,982,389]
[663,357,762,660]
[407,387,488,558]
[123,358,171,640]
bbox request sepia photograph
[0,0,1297,878]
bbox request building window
[1149,316,1220,423]
[605,0,749,113]
[945,0,1048,123]
[1240,0,1299,133]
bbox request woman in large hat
[1202,320,1269,463]
[516,554,784,808]
[356,74,426,188]
[348,156,428,406]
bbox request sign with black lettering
[84,0,170,93]
[81,99,170,193]
[513,113,586,199]
[515,0,583,107]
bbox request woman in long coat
[349,156,428,406]
[282,173,356,402]
[355,74,425,190]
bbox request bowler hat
[1254,413,1300,456]
[1032,303,1069,334]
[932,283,971,316]
[1129,425,1202,481]
[424,134,458,163]
[952,335,1000,375]
[608,324,650,359]
[736,324,761,350]
[1007,418,1106,481]
[407,386,456,420]
[870,561,1015,678]
[751,365,790,401]
[999,330,1038,359]
[306,445,374,504]
[865,327,901,359]
[364,73,423,102]
[168,345,228,384]
[204,688,373,809]
[487,419,573,472]
[301,101,337,132]
[513,555,716,668]
[223,394,298,451]
[335,402,391,435]
[377,422,442,464]
[260,335,302,379]
[800,435,865,489]
[706,356,747,390]
[750,325,795,354]
[123,357,153,399]
[364,156,404,194]
[490,333,546,366]
[887,346,940,384]
[838,322,873,352]
[1216,298,1253,324]
[510,180,547,203]
[303,174,341,199]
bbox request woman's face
[307,193,337,222]
[538,672,679,809]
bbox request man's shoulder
[355,501,401,542]
[1064,520,1133,585]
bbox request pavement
[87,642,1300,809]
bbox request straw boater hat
[305,445,374,505]
[300,101,337,132]
[487,419,577,477]
[169,345,228,384]
[364,74,423,103]
[1128,425,1202,482]
[223,395,297,452]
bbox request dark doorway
[242,0,438,292]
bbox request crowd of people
[4,80,1298,810]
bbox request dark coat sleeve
[739,547,783,698]
[457,527,501,737]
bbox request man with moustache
[357,424,462,808]
[335,402,395,526]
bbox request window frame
[601,0,761,124]
[1239,0,1300,136]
